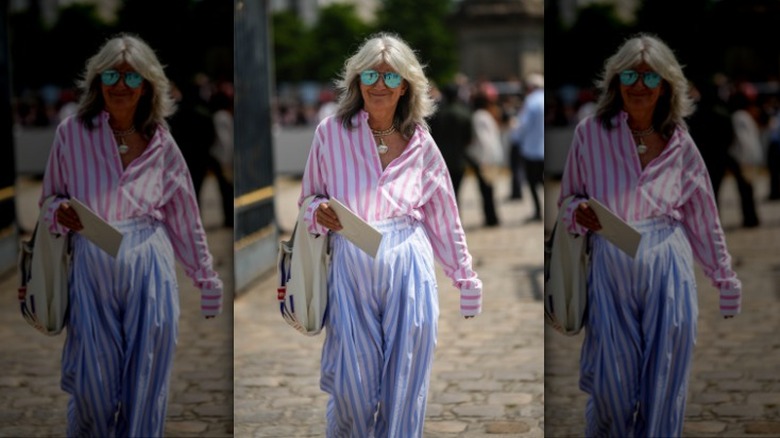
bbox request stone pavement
[0,175,234,437]
[234,172,545,437]
[544,171,780,437]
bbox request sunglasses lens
[360,70,379,86]
[101,70,120,86]
[643,72,661,89]
[384,72,402,88]
[619,70,638,86]
[125,72,143,89]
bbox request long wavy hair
[594,33,694,138]
[76,33,176,137]
[335,32,436,138]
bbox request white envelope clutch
[68,198,124,258]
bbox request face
[359,62,408,115]
[618,62,664,116]
[100,61,146,115]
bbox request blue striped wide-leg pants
[320,216,439,438]
[61,217,180,437]
[579,217,698,438]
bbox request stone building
[450,0,544,82]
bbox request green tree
[374,0,458,85]
[560,4,630,88]
[48,4,111,88]
[271,10,313,83]
[8,4,48,92]
[310,4,373,83]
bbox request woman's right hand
[316,202,343,231]
[56,202,84,232]
[574,202,602,232]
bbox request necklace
[371,125,396,154]
[631,126,654,154]
[112,126,136,154]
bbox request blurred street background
[545,1,780,436]
[1,1,234,436]
[235,171,545,437]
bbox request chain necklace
[631,126,654,154]
[112,126,136,154]
[371,125,396,154]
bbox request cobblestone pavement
[544,171,780,437]
[234,173,545,437]
[0,176,234,437]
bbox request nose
[374,76,388,89]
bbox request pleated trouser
[61,217,180,438]
[321,216,439,438]
[580,216,698,438]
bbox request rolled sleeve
[460,287,482,317]
[303,196,330,236]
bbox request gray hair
[335,32,435,137]
[77,33,176,137]
[594,33,694,138]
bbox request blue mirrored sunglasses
[100,69,144,89]
[360,70,403,88]
[619,70,662,89]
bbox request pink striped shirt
[299,111,482,316]
[40,112,223,316]
[558,112,741,316]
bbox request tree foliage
[375,0,458,85]
[271,10,313,83]
[310,4,373,83]
[8,0,231,94]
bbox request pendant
[637,143,648,154]
[118,143,130,154]
[377,138,389,154]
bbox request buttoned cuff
[460,287,482,317]
[201,288,223,317]
[719,286,741,316]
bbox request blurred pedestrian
[724,90,761,227]
[558,34,741,437]
[466,92,502,227]
[511,73,544,221]
[298,32,483,437]
[210,87,235,227]
[170,79,234,228]
[767,119,780,200]
[34,33,224,436]
[688,80,760,228]
[429,82,473,198]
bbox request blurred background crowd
[546,0,780,230]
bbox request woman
[466,91,502,227]
[38,33,223,436]
[558,34,741,437]
[299,32,482,437]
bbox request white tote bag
[18,196,72,336]
[544,196,590,336]
[277,195,331,336]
